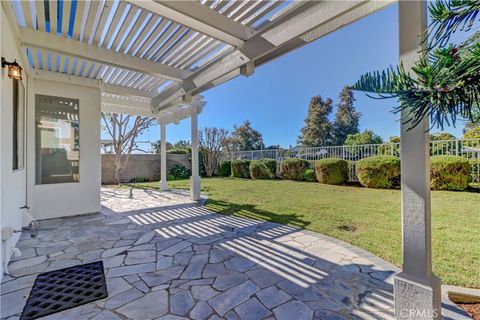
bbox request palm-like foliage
[351,0,480,130]
[429,0,480,48]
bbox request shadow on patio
[0,188,469,320]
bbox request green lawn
[122,178,480,288]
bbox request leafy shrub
[260,159,276,177]
[315,158,348,185]
[167,148,206,177]
[303,169,316,182]
[347,160,355,179]
[231,160,251,178]
[470,159,480,184]
[356,156,400,188]
[167,148,189,154]
[169,164,191,180]
[217,160,231,177]
[131,176,149,183]
[249,160,274,179]
[280,158,309,181]
[430,155,470,190]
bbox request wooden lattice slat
[73,0,88,41]
[35,0,46,31]
[119,10,151,54]
[103,1,127,49]
[128,15,163,56]
[61,0,71,36]
[153,26,189,62]
[137,18,171,59]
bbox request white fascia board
[19,27,190,81]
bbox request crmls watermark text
[399,308,439,319]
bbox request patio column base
[160,180,168,191]
[190,175,201,200]
[394,272,441,320]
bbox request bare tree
[198,127,229,177]
[102,113,155,184]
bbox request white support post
[159,122,168,191]
[395,2,441,319]
[190,110,201,200]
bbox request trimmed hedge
[217,160,231,177]
[356,156,400,189]
[430,155,470,190]
[303,169,317,182]
[231,160,251,178]
[249,160,274,179]
[314,158,348,185]
[167,148,189,154]
[260,159,277,177]
[280,158,309,181]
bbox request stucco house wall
[0,6,29,277]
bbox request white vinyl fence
[223,138,480,184]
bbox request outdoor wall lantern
[1,57,23,80]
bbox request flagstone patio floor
[0,187,469,320]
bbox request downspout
[20,75,38,238]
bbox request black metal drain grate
[20,261,108,320]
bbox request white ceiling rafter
[127,0,255,48]
[19,27,190,81]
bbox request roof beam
[103,84,155,98]
[19,27,190,81]
[32,69,102,89]
[156,101,205,125]
[101,95,154,117]
[128,0,255,48]
[152,0,394,111]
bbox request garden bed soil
[458,303,480,320]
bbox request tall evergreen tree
[332,87,361,145]
[298,95,333,147]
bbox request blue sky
[140,3,466,148]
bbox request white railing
[223,138,480,183]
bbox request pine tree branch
[428,0,480,49]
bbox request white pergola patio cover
[5,1,441,319]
